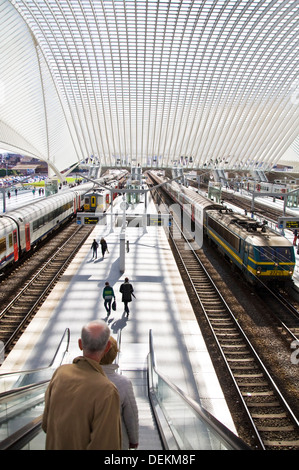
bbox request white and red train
[0,169,128,273]
[0,182,94,273]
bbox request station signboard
[278,217,299,229]
[286,220,299,229]
[77,212,172,226]
[76,213,100,225]
[84,216,99,225]
[147,214,172,226]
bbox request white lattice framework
[0,0,298,174]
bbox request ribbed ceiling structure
[0,0,298,175]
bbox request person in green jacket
[103,281,115,317]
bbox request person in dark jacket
[100,238,108,258]
[119,277,134,317]
[91,239,99,259]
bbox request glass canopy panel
[0,0,297,172]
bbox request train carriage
[148,171,296,286]
[0,173,128,274]
[5,192,78,255]
[246,180,288,194]
[2,186,90,259]
[0,217,19,270]
[83,189,111,213]
[205,210,295,284]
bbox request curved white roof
[0,0,298,174]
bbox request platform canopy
[0,0,298,176]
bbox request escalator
[0,329,249,450]
[147,330,249,450]
[0,328,70,450]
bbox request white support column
[119,231,126,273]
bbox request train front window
[258,247,274,261]
[275,247,293,262]
[258,246,293,262]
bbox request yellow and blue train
[205,209,295,285]
[149,171,295,285]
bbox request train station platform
[2,183,299,450]
[0,187,46,213]
[1,190,238,449]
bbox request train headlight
[256,266,262,275]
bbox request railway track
[188,178,299,341]
[147,174,299,449]
[207,186,299,342]
[221,190,284,222]
[260,288,299,342]
[188,180,285,222]
[169,218,299,450]
[0,222,93,360]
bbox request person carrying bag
[102,282,115,317]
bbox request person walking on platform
[100,237,108,258]
[101,336,139,450]
[91,239,99,259]
[42,320,122,450]
[120,277,135,317]
[103,281,115,317]
[293,229,298,246]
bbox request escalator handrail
[148,329,250,451]
[0,328,70,394]
[0,379,49,402]
[0,329,122,450]
[0,415,43,450]
[48,327,71,367]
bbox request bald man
[42,321,122,450]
